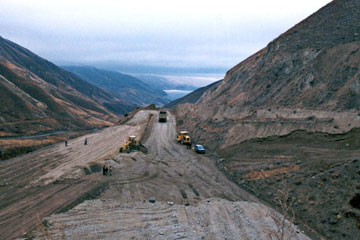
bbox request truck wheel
[119,147,123,153]
[127,148,131,153]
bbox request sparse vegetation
[36,214,55,240]
[268,177,296,240]
[219,129,360,239]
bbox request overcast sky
[1,0,332,72]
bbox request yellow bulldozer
[177,131,191,145]
[120,136,139,153]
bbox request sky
[1,0,333,73]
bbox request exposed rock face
[175,0,360,150]
[0,36,134,137]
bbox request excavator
[120,136,139,153]
[177,131,191,145]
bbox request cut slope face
[64,66,169,107]
[175,0,360,150]
[0,36,134,137]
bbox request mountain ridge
[0,36,133,137]
[63,66,169,107]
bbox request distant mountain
[79,63,228,75]
[165,80,222,109]
[64,66,169,107]
[135,74,198,100]
[0,36,134,137]
[135,75,196,91]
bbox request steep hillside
[64,66,169,107]
[175,0,360,150]
[174,0,360,239]
[0,36,134,138]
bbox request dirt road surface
[32,198,307,240]
[0,110,309,239]
[0,121,144,239]
[98,112,261,205]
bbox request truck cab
[159,111,167,122]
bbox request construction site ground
[1,110,308,239]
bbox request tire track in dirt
[0,112,149,239]
[3,110,311,239]
[32,199,310,239]
[80,111,263,207]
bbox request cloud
[0,0,332,70]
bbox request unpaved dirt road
[99,111,261,205]
[0,110,309,239]
[0,122,144,239]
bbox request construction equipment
[120,136,139,153]
[177,131,191,145]
[177,131,188,142]
[182,135,191,145]
[159,111,167,122]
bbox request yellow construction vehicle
[177,131,188,142]
[177,131,191,145]
[120,136,139,153]
[182,135,191,145]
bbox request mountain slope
[175,0,360,150]
[64,66,169,107]
[0,36,134,137]
[174,0,360,239]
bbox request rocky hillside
[175,0,360,150]
[0,36,134,137]
[173,0,360,239]
[64,66,169,107]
